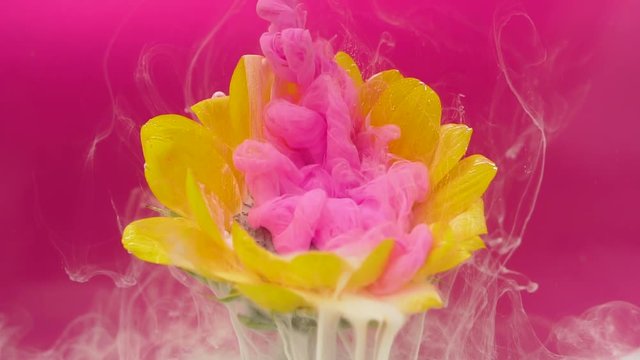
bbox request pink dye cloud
[233,0,432,294]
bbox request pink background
[1,0,639,353]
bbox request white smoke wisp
[1,266,245,359]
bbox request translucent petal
[359,69,404,116]
[429,124,473,187]
[231,223,351,291]
[425,154,497,223]
[141,114,241,222]
[379,282,443,314]
[122,217,250,283]
[235,283,310,313]
[345,239,394,290]
[370,77,441,163]
[335,51,363,87]
[229,55,274,145]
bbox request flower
[122,0,496,316]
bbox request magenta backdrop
[1,0,639,354]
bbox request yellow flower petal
[413,200,488,278]
[414,202,488,278]
[380,282,443,314]
[185,169,226,243]
[345,239,394,290]
[459,235,485,252]
[235,283,310,313]
[335,51,363,87]
[122,217,250,283]
[191,96,245,190]
[141,114,241,223]
[191,95,230,135]
[429,124,473,187]
[448,199,488,241]
[359,70,404,116]
[424,242,468,276]
[413,223,467,278]
[370,78,441,163]
[425,154,497,223]
[231,223,351,291]
[418,236,485,277]
[229,55,274,145]
[122,217,179,266]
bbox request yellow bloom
[122,52,496,315]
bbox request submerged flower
[122,0,496,317]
